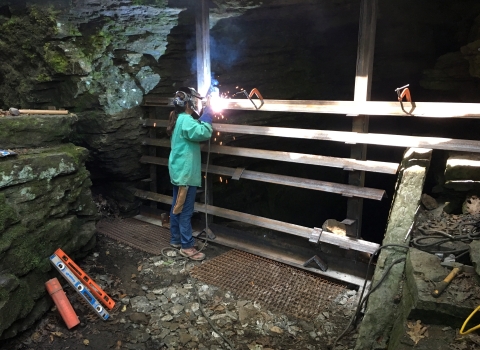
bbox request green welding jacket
[168,112,213,187]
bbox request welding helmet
[173,87,202,108]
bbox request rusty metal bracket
[309,227,322,244]
[303,254,328,272]
[234,88,264,110]
[231,167,245,180]
[395,84,416,115]
[248,88,264,110]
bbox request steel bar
[140,155,386,200]
[143,138,399,174]
[134,189,380,254]
[348,0,378,237]
[144,119,480,153]
[18,109,69,115]
[195,0,211,98]
[142,96,480,119]
[148,108,157,209]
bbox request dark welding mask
[173,87,202,108]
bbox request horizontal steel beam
[134,189,380,254]
[144,119,480,153]
[143,138,399,174]
[143,96,480,119]
[140,155,385,200]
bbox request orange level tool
[54,248,115,310]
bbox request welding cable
[460,305,480,335]
[330,244,410,349]
[188,273,236,350]
[411,233,479,256]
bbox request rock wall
[0,115,97,339]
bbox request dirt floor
[0,233,361,350]
[3,213,480,350]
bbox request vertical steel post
[346,0,378,238]
[195,0,211,98]
[195,0,213,226]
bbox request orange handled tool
[55,248,115,310]
[431,266,463,298]
[45,278,80,329]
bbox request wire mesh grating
[191,249,346,320]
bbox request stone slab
[405,248,480,327]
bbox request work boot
[180,247,205,261]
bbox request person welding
[166,87,213,261]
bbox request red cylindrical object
[45,278,80,329]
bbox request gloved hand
[198,106,213,124]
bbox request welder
[166,87,213,261]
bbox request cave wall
[0,0,480,239]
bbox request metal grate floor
[96,218,171,255]
[190,249,346,320]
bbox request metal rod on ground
[18,109,69,115]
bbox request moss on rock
[0,5,59,109]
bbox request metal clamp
[309,227,322,244]
[231,167,245,180]
[395,84,415,115]
[303,255,328,272]
[233,88,264,110]
[248,88,264,110]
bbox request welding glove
[173,186,188,214]
[199,106,213,125]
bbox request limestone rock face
[73,107,149,181]
[0,143,97,339]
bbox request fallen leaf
[115,340,122,350]
[131,274,136,279]
[31,331,42,343]
[137,265,142,272]
[270,326,283,334]
[51,331,63,337]
[406,320,428,345]
[83,339,90,346]
[121,305,127,312]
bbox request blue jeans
[170,185,197,249]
